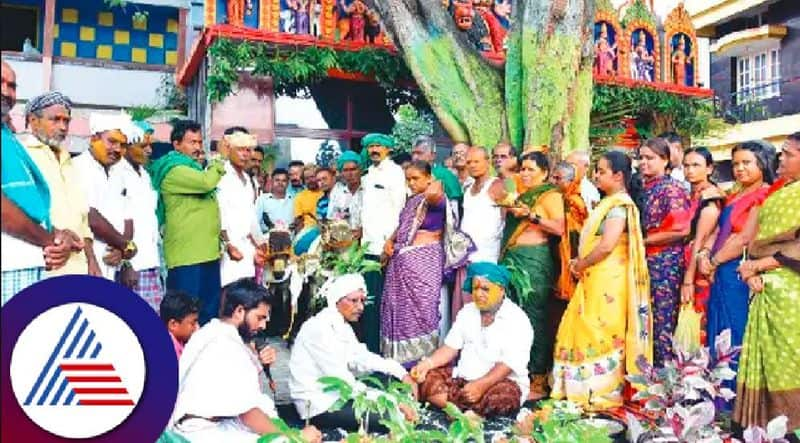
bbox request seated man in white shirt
[410,262,533,417]
[289,273,417,433]
[169,278,321,443]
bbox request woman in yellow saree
[551,151,653,410]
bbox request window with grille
[736,46,781,102]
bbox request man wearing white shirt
[289,273,417,432]
[359,133,407,353]
[73,113,137,280]
[116,121,163,310]
[170,278,321,443]
[217,131,262,286]
[411,262,533,417]
[255,168,295,232]
[566,150,601,211]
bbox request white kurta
[170,319,276,442]
[446,300,534,404]
[360,158,407,256]
[289,307,407,419]
[72,152,128,280]
[116,160,160,272]
[217,162,260,286]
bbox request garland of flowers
[206,37,423,111]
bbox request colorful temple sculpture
[664,3,698,87]
[178,0,712,151]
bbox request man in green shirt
[410,136,463,201]
[149,120,226,324]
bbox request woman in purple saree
[380,161,473,366]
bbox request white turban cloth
[319,273,366,308]
[90,112,132,136]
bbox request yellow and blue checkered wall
[47,0,180,65]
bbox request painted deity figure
[365,9,382,43]
[593,23,617,76]
[671,35,693,86]
[452,0,475,31]
[340,0,367,42]
[473,0,506,53]
[288,0,311,34]
[631,30,654,82]
[310,0,323,37]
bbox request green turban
[361,133,395,150]
[336,150,362,171]
[462,261,511,293]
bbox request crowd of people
[3,57,800,442]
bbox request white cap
[319,273,367,307]
[89,113,132,135]
[120,121,145,144]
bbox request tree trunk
[374,0,594,156]
[373,0,507,148]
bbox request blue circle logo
[1,276,177,441]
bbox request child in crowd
[159,291,200,359]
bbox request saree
[557,182,589,300]
[380,194,444,364]
[684,184,724,345]
[501,184,558,386]
[551,192,652,410]
[734,181,800,430]
[643,175,690,365]
[707,186,769,409]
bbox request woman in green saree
[501,151,565,400]
[734,133,800,431]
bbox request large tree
[372,0,595,155]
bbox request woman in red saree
[680,147,723,345]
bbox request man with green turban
[408,262,533,417]
[327,150,364,232]
[358,133,407,353]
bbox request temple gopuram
[177,0,713,158]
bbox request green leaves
[391,104,435,153]
[257,417,308,443]
[205,38,418,112]
[591,83,715,145]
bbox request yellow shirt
[22,134,92,276]
[293,189,322,229]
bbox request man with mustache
[411,262,533,417]
[289,273,417,432]
[170,278,322,443]
[115,121,163,308]
[73,113,137,280]
[20,91,101,277]
[287,160,306,196]
[149,120,226,325]
[1,62,82,303]
[359,133,407,352]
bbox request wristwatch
[124,240,137,254]
[530,214,542,225]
